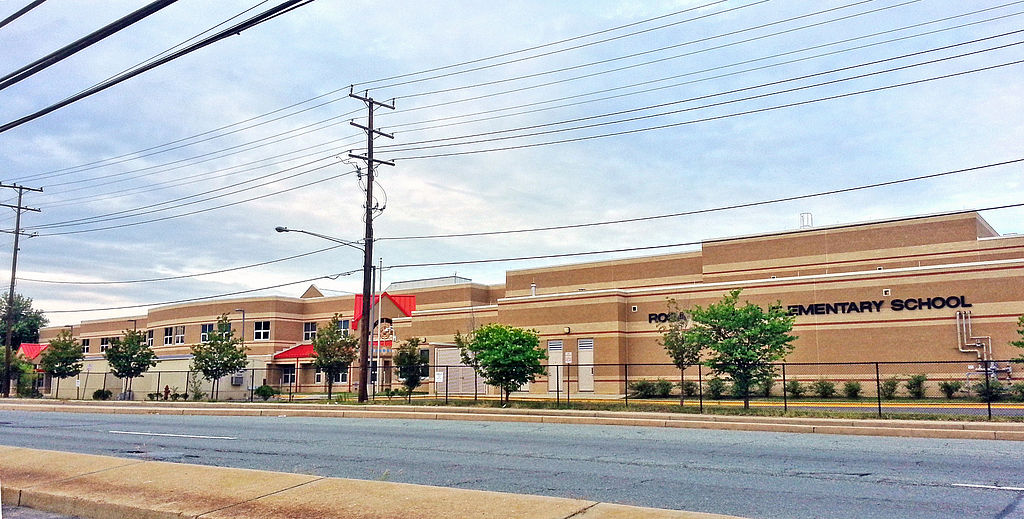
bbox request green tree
[190,314,247,400]
[458,323,546,405]
[105,329,157,398]
[38,329,83,399]
[684,289,797,409]
[312,314,358,399]
[2,292,48,397]
[1011,315,1024,362]
[660,298,701,405]
[394,338,427,403]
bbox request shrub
[678,381,699,397]
[904,374,927,399]
[629,379,673,398]
[92,389,112,400]
[706,377,728,400]
[784,380,804,398]
[254,384,280,401]
[1010,382,1024,402]
[810,379,836,398]
[974,380,1005,402]
[938,380,963,399]
[756,374,775,397]
[880,377,900,400]
[843,380,862,399]
[146,392,161,401]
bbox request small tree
[684,289,797,409]
[458,324,546,405]
[312,314,358,399]
[1011,315,1024,362]
[2,292,48,397]
[105,329,157,398]
[38,329,83,398]
[190,314,247,400]
[394,338,427,403]
[660,298,701,406]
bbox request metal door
[577,338,594,392]
[547,340,563,392]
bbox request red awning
[351,293,416,329]
[273,343,314,360]
[19,343,47,361]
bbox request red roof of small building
[273,343,314,360]
[351,293,416,329]
[19,343,48,361]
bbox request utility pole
[1,183,42,398]
[349,88,394,403]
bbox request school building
[36,210,1024,399]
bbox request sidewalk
[0,446,739,519]
[1,398,1023,440]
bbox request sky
[0,0,1022,327]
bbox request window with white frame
[280,365,295,384]
[315,370,348,384]
[254,321,270,341]
[201,323,214,342]
[100,337,111,352]
[174,325,185,344]
[336,319,350,336]
[303,322,317,341]
[146,330,153,347]
[81,338,90,353]
[164,327,173,345]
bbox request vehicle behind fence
[24,359,1024,419]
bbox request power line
[0,0,46,31]
[0,0,316,134]
[0,0,178,92]
[379,159,1023,241]
[42,269,361,314]
[394,58,1024,160]
[17,242,351,285]
[19,1,731,179]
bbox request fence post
[623,362,629,407]
[474,370,478,402]
[156,372,161,401]
[781,363,788,413]
[249,368,255,402]
[566,363,570,407]
[698,364,703,414]
[985,359,993,420]
[556,365,561,406]
[289,376,293,402]
[875,362,882,418]
[444,366,449,405]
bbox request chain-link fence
[23,359,1024,419]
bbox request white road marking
[953,483,1024,492]
[109,430,237,440]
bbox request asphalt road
[1,410,1023,519]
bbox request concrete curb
[0,446,739,519]
[1,399,1022,441]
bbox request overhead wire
[0,0,46,31]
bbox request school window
[419,348,430,377]
[303,322,317,341]
[164,327,173,345]
[201,323,214,342]
[81,338,90,353]
[336,319,350,336]
[174,326,185,344]
[146,330,153,347]
[315,370,348,384]
[254,321,270,341]
[280,365,295,384]
[100,337,111,352]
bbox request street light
[275,225,372,403]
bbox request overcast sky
[1,0,1022,327]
